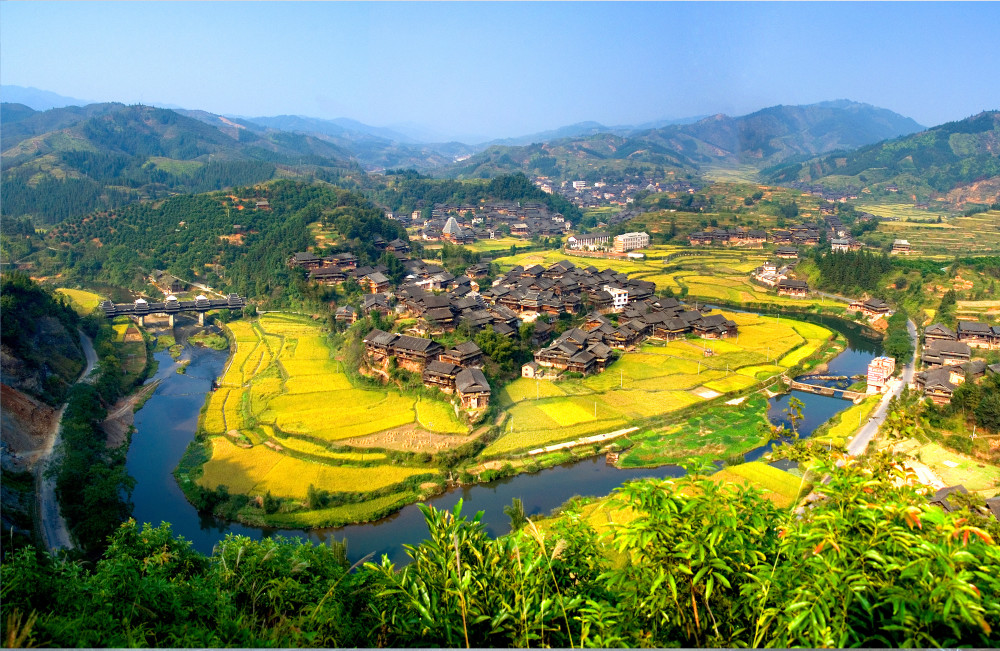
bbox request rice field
[815,395,880,447]
[198,438,434,499]
[865,210,1000,257]
[55,288,102,315]
[485,313,822,456]
[493,248,845,310]
[197,314,468,516]
[710,462,805,507]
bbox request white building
[613,231,650,253]
[603,285,629,311]
[572,180,587,190]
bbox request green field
[484,313,831,456]
[619,395,774,467]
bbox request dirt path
[36,329,97,553]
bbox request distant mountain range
[763,110,1000,205]
[1,85,96,111]
[10,90,991,226]
[436,101,925,181]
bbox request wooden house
[455,368,491,410]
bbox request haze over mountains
[2,85,997,225]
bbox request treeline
[813,248,893,293]
[370,171,583,224]
[3,456,998,648]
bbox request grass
[619,395,773,467]
[263,492,417,527]
[56,288,102,315]
[899,441,1000,496]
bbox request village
[288,246,741,415]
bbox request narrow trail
[36,329,97,553]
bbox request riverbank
[159,304,857,530]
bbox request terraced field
[196,314,465,508]
[484,312,832,456]
[865,209,1000,257]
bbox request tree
[974,391,1000,432]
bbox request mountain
[239,114,477,171]
[1,85,96,111]
[1,103,359,225]
[762,110,1000,204]
[432,101,924,181]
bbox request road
[847,318,918,456]
[36,329,98,553]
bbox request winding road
[846,318,918,456]
[36,329,98,552]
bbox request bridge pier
[198,312,205,326]
[168,313,175,328]
[137,315,145,326]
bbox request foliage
[813,248,894,293]
[4,459,999,647]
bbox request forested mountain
[42,180,405,302]
[763,111,1000,203]
[1,104,360,225]
[0,272,85,404]
[434,101,923,181]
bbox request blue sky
[2,2,998,142]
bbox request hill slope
[763,110,1000,204]
[1,104,359,225]
[434,101,923,181]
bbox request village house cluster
[533,175,699,209]
[362,330,492,410]
[912,321,1000,404]
[350,254,738,413]
[386,201,570,242]
[749,259,811,298]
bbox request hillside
[0,104,360,225]
[763,111,1000,205]
[434,101,923,182]
[241,114,475,171]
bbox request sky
[2,1,998,143]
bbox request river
[126,312,882,563]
